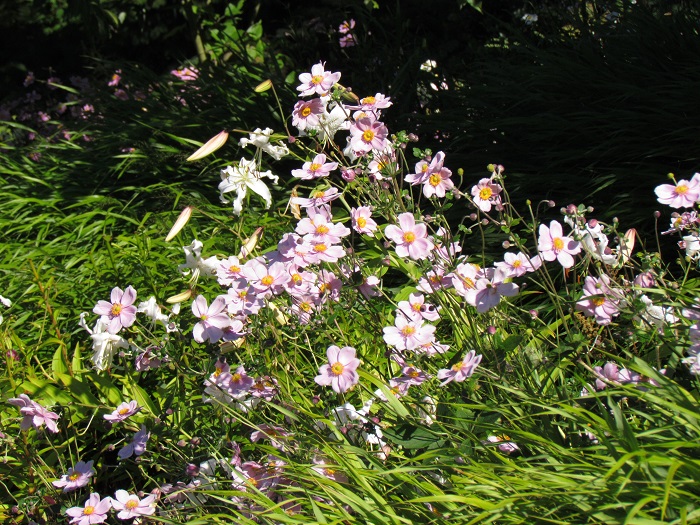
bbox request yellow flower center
[361,96,376,105]
[301,106,312,117]
[309,163,321,172]
[479,187,492,200]
[200,314,209,321]
[357,217,367,228]
[300,302,312,312]
[421,164,429,173]
[83,506,95,516]
[239,290,247,298]
[214,367,223,377]
[229,265,240,273]
[592,297,605,307]
[313,190,326,199]
[118,407,130,415]
[316,224,330,234]
[451,362,463,371]
[325,467,335,476]
[408,369,420,378]
[429,173,442,187]
[125,499,139,510]
[330,362,345,375]
[231,373,242,382]
[677,184,689,195]
[512,260,522,268]
[69,472,80,481]
[111,304,123,316]
[461,276,475,289]
[261,275,274,286]
[311,75,324,85]
[403,232,416,243]
[553,238,565,250]
[292,273,302,284]
[314,244,328,252]
[401,325,416,337]
[362,129,375,143]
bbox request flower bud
[239,227,264,258]
[166,289,192,304]
[254,79,273,93]
[165,206,193,242]
[186,130,229,162]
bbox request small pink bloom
[654,174,700,208]
[385,213,434,260]
[191,295,231,343]
[216,255,243,286]
[487,435,519,454]
[398,293,440,322]
[338,19,356,34]
[421,167,454,198]
[117,425,150,460]
[537,220,581,269]
[292,98,324,131]
[437,350,482,385]
[349,117,389,154]
[494,252,541,277]
[315,345,361,393]
[297,62,341,96]
[65,492,111,525]
[382,316,436,351]
[250,424,291,450]
[471,177,503,212]
[351,206,378,236]
[93,285,138,334]
[53,460,94,492]
[8,394,60,433]
[104,401,139,423]
[292,153,338,180]
[110,490,156,519]
[575,274,621,325]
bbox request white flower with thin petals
[219,159,279,215]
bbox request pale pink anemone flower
[471,177,503,212]
[494,252,542,278]
[537,220,581,269]
[349,117,389,154]
[385,212,434,260]
[92,285,137,334]
[216,255,243,286]
[110,490,156,520]
[103,400,139,423]
[291,153,338,180]
[314,345,361,394]
[117,425,150,460]
[357,93,392,111]
[406,151,447,185]
[65,492,112,525]
[191,295,230,343]
[575,274,621,325]
[292,98,324,131]
[398,293,440,322]
[382,316,436,351]
[437,350,483,385]
[654,173,700,208]
[486,435,519,454]
[8,393,60,433]
[421,167,454,198]
[297,62,341,96]
[351,206,378,236]
[53,460,95,492]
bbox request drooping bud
[186,130,229,162]
[239,227,263,258]
[166,289,192,304]
[619,228,636,265]
[165,206,193,242]
[254,79,273,93]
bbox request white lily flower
[178,239,219,279]
[239,128,289,161]
[79,312,129,371]
[219,158,279,215]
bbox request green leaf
[85,371,123,406]
[52,346,69,379]
[128,380,160,416]
[56,373,100,406]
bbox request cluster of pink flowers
[65,490,156,524]
[7,394,60,433]
[338,19,357,48]
[203,358,278,408]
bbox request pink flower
[575,274,621,325]
[171,67,199,81]
[537,220,581,269]
[339,34,357,48]
[8,393,60,433]
[421,167,454,198]
[296,210,350,244]
[592,362,620,390]
[437,350,483,385]
[338,19,356,34]
[292,98,325,131]
[654,174,700,208]
[382,316,436,351]
[487,435,519,454]
[53,460,94,492]
[104,401,139,423]
[65,493,111,525]
[117,425,150,460]
[93,286,138,334]
[216,256,243,286]
[358,93,392,111]
[291,187,341,209]
[471,177,503,212]
[349,117,389,154]
[385,213,434,260]
[191,295,230,343]
[398,293,440,322]
[110,490,156,520]
[250,424,291,450]
[351,206,378,236]
[494,252,541,277]
[292,153,338,180]
[297,62,341,96]
[405,151,447,185]
[315,345,361,393]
